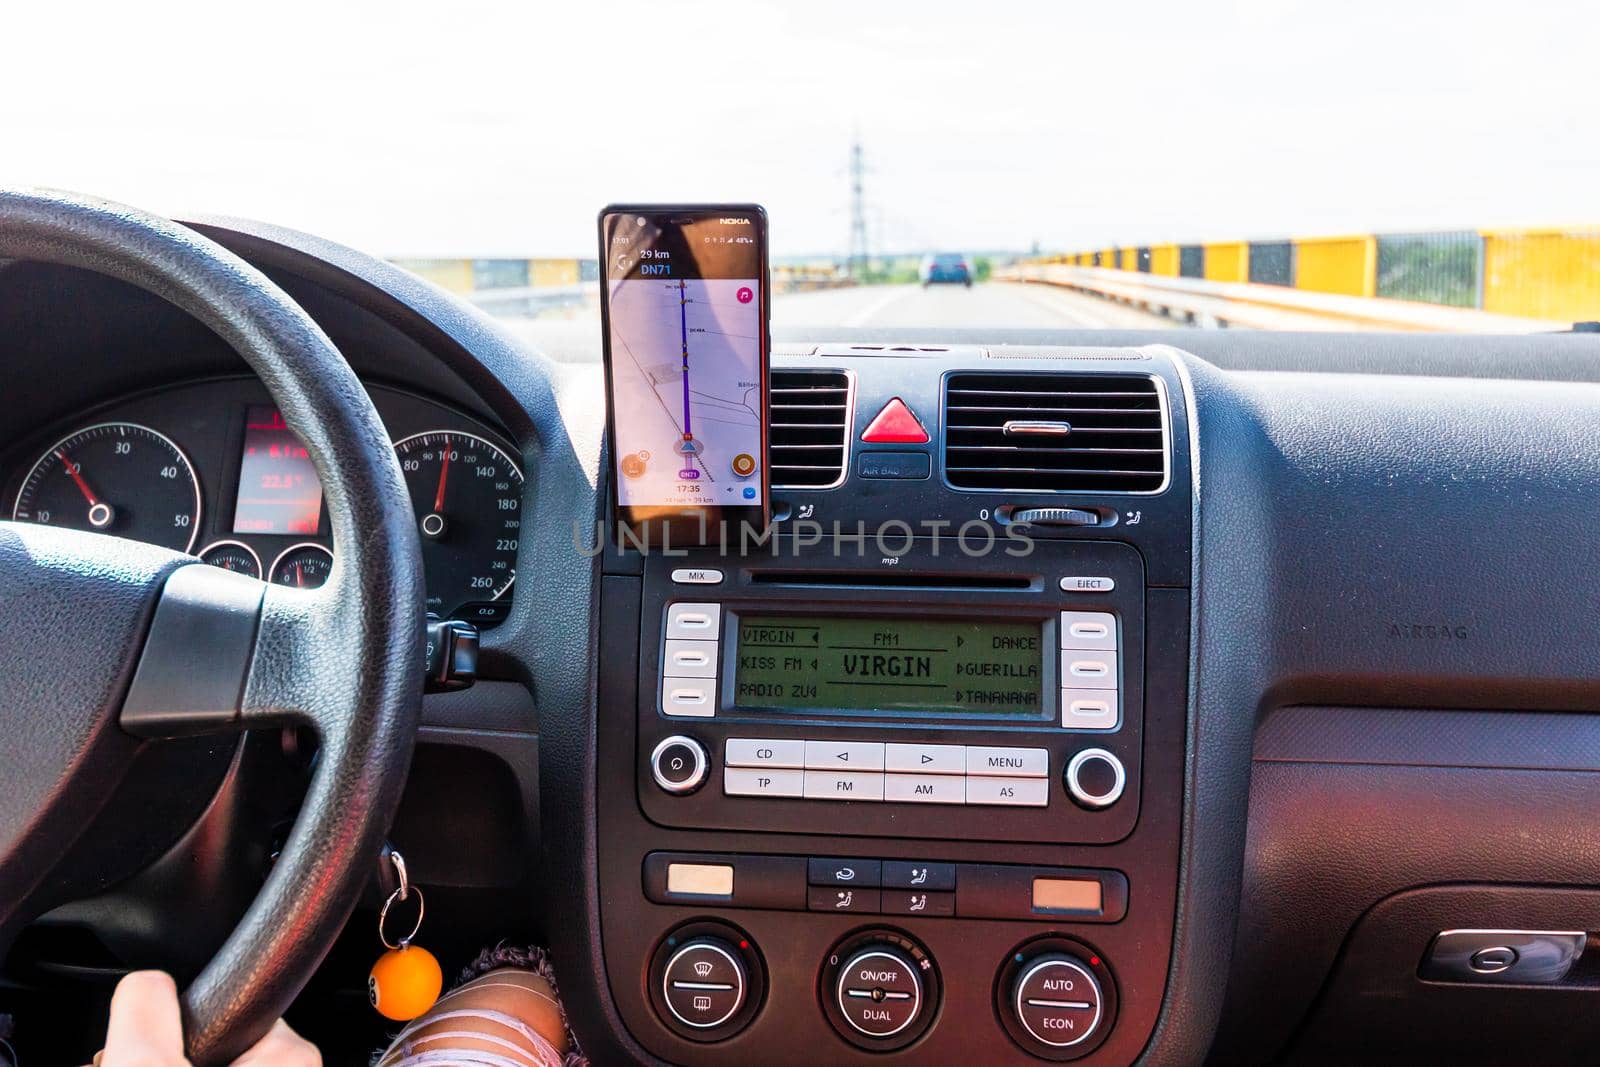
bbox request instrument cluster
[5,376,523,628]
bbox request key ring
[379,850,424,949]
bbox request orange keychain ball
[369,852,443,1021]
[370,943,443,1021]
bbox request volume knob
[650,735,709,795]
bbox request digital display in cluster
[232,405,323,535]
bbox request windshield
[5,1,1596,357]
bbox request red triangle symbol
[861,397,929,443]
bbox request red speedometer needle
[56,449,100,505]
[433,446,451,513]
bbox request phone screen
[599,205,769,542]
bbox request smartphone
[598,204,770,547]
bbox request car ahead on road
[919,251,973,286]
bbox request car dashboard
[6,216,1600,1066]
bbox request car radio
[635,537,1147,845]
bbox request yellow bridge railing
[1021,227,1599,329]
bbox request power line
[847,136,869,277]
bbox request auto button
[1014,955,1103,1048]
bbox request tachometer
[393,430,523,621]
[12,422,202,553]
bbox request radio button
[964,746,1049,778]
[666,603,722,640]
[884,742,964,775]
[1061,651,1118,690]
[1062,690,1119,730]
[723,767,804,798]
[804,740,886,771]
[671,567,725,585]
[1059,611,1117,650]
[662,678,716,716]
[966,776,1049,807]
[804,770,885,801]
[725,738,805,769]
[664,639,718,678]
[884,773,965,804]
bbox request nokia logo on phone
[720,217,752,224]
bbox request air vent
[943,372,1166,492]
[770,370,851,489]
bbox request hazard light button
[861,398,929,443]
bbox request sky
[2,0,1596,259]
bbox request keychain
[368,849,443,1021]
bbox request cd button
[1059,576,1115,593]
[804,740,886,771]
[725,737,805,768]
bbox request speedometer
[393,430,523,621]
[12,422,202,552]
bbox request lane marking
[842,286,915,327]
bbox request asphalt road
[499,281,1173,362]
[772,281,1176,332]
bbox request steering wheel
[0,189,425,1062]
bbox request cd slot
[747,570,1035,591]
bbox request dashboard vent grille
[944,372,1166,492]
[770,370,851,489]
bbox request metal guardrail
[998,264,1571,333]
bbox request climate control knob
[1012,954,1103,1048]
[821,929,941,1051]
[835,945,923,1038]
[661,938,746,1030]
[996,937,1117,1060]
[648,921,766,1041]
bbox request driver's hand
[96,971,320,1067]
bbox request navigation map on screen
[604,211,764,513]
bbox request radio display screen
[732,614,1044,716]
